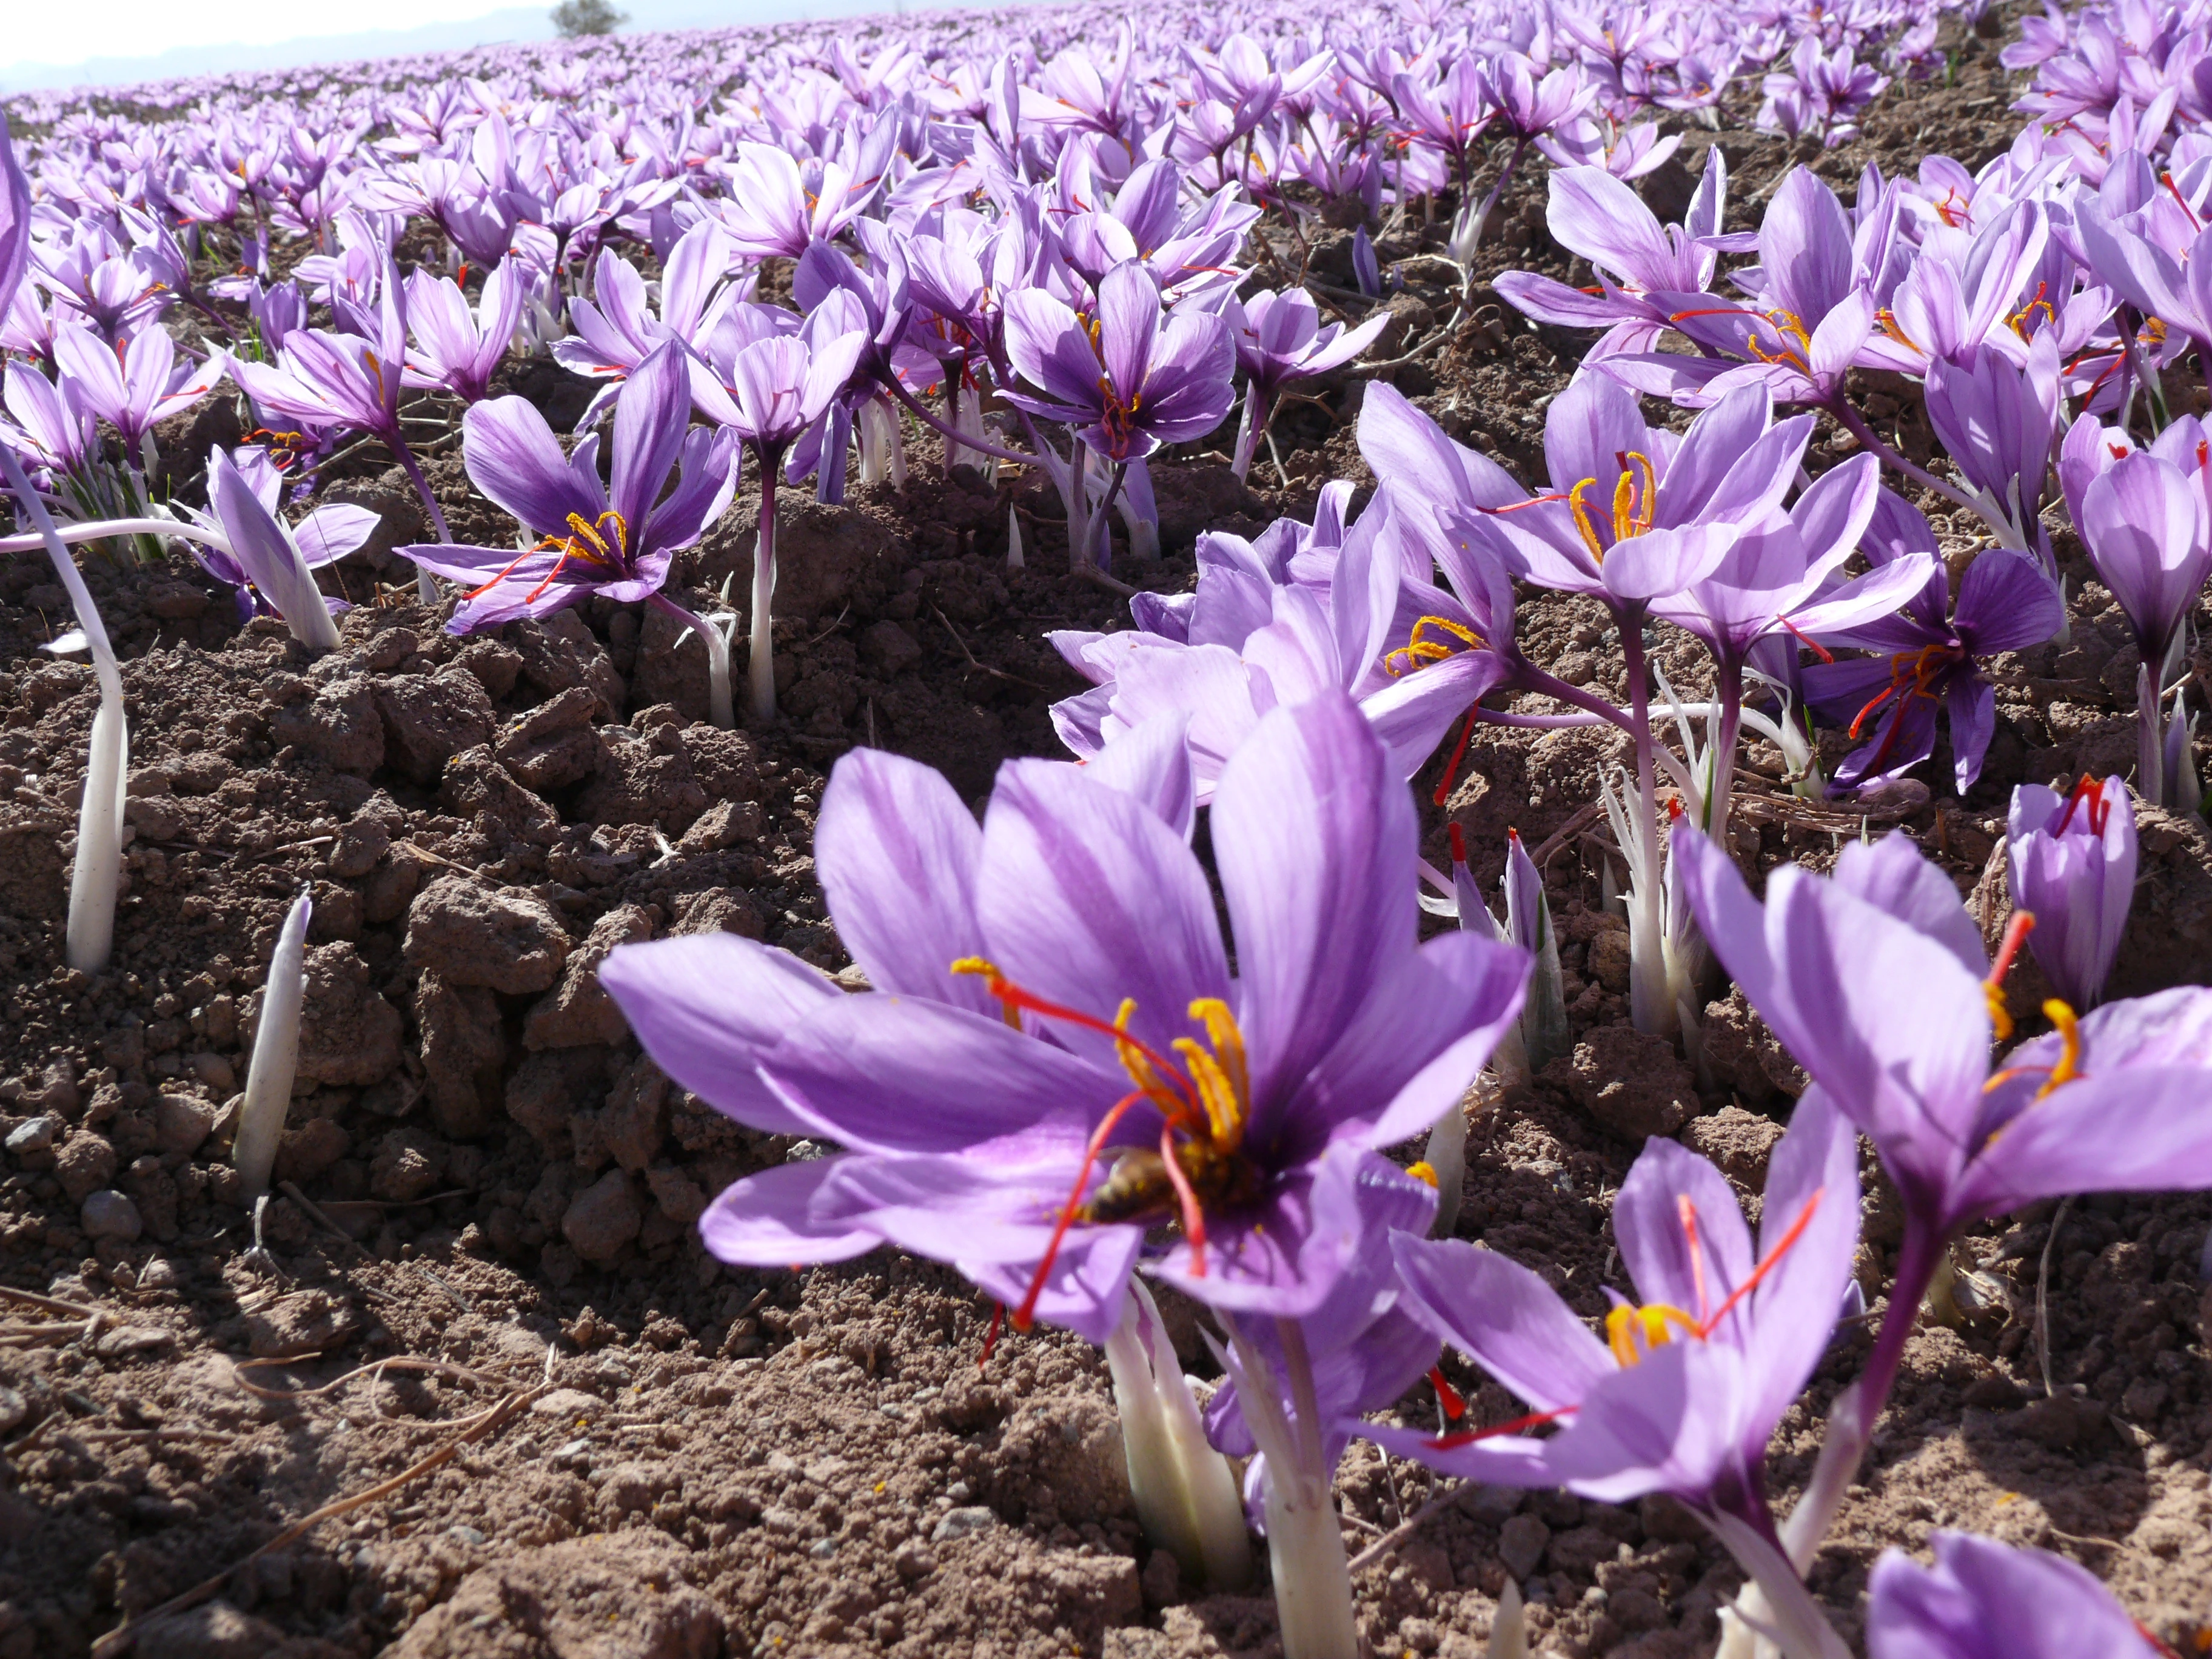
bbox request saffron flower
[1866,1532,2164,1659]
[402,259,523,405]
[688,301,868,722]
[1364,1098,1861,1659]
[394,343,739,716]
[1675,826,2212,1576]
[52,320,227,460]
[183,444,375,634]
[1493,159,1749,359]
[1003,261,1236,469]
[1803,489,2062,795]
[2065,426,2212,809]
[602,693,1530,1346]
[1048,486,1506,800]
[2006,776,2137,1011]
[1223,287,1387,481]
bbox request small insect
[1079,1138,1262,1227]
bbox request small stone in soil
[81,1188,142,1240]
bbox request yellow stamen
[1984,981,2014,1042]
[1567,476,1608,561]
[1605,1303,1700,1367]
[2035,999,2080,1098]
[1383,615,1489,677]
[1406,1161,1438,1187]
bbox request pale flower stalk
[1104,1278,1252,1591]
[235,890,313,1203]
[1,446,127,974]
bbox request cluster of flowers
[4,0,2212,1651]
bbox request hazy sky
[7,0,526,72]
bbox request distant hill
[0,0,944,93]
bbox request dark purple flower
[1803,491,2062,794]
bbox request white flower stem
[1423,1104,1468,1236]
[1619,624,1676,1038]
[749,460,779,724]
[1104,1281,1252,1590]
[647,593,734,728]
[2,449,130,975]
[235,890,313,1203]
[1488,1580,1528,1659]
[1224,1319,1361,1659]
[0,517,234,560]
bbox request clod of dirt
[1680,1105,1785,1196]
[124,1599,287,1659]
[1542,1025,1698,1141]
[1698,985,1806,1104]
[404,877,571,994]
[562,1168,643,1264]
[374,666,498,783]
[386,1533,722,1659]
[524,905,653,1050]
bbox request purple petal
[598,934,842,1136]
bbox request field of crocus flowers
[3,0,2212,1655]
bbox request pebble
[446,1526,488,1546]
[81,1189,143,1241]
[931,1506,998,1543]
[807,1537,839,1560]
[552,1438,592,1460]
[0,1386,25,1433]
[1498,1513,1550,1580]
[5,1116,56,1155]
[530,1389,606,1423]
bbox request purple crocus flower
[552,226,748,422]
[1678,825,2212,1242]
[52,320,227,459]
[394,340,736,644]
[4,359,99,487]
[602,693,1530,1346]
[1866,1532,2164,1659]
[1803,489,2063,794]
[1223,287,1387,482]
[1608,168,1880,412]
[0,114,27,325]
[688,303,867,722]
[194,446,349,649]
[229,265,409,449]
[402,259,522,405]
[1003,261,1236,467]
[1922,332,2063,567]
[1675,826,2212,1573]
[1362,1097,1861,1658]
[2066,425,2212,807]
[1049,486,1506,801]
[2006,775,2137,1010]
[711,140,886,260]
[1494,159,1749,360]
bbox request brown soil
[5,12,2212,1658]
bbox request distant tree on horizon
[552,0,626,37]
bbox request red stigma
[1988,911,2036,989]
[979,1300,1006,1372]
[1427,1366,1467,1421]
[1433,705,1481,809]
[1428,1404,1578,1449]
[1448,822,1469,867]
